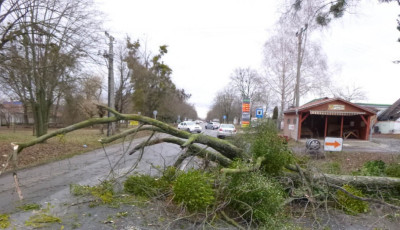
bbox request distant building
[283,98,376,141]
[374,98,400,134]
[0,101,25,126]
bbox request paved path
[0,133,182,214]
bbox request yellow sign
[129,121,139,126]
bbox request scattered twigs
[220,210,246,230]
[121,132,156,177]
[328,183,400,210]
[220,157,265,174]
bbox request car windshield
[220,124,234,128]
[186,121,195,125]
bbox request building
[374,98,400,134]
[0,101,25,126]
[283,98,376,141]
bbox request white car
[178,121,202,133]
[217,124,237,138]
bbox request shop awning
[310,110,366,116]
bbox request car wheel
[197,131,201,133]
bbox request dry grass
[317,151,400,173]
[0,126,150,172]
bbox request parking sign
[255,108,263,118]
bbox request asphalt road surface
[0,124,226,229]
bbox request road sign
[223,115,226,119]
[324,137,343,151]
[129,120,139,126]
[255,108,263,118]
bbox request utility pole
[104,31,115,136]
[294,24,308,107]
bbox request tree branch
[129,137,232,167]
[220,157,265,174]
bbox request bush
[90,180,115,204]
[360,160,386,176]
[172,170,215,212]
[336,184,369,215]
[385,163,400,178]
[124,174,160,197]
[228,172,285,225]
[251,122,293,175]
[70,181,115,204]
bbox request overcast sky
[96,0,400,119]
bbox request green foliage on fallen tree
[385,163,400,178]
[227,171,285,226]
[251,122,293,175]
[336,184,369,215]
[173,170,215,212]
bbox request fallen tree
[6,105,400,191]
[4,105,400,228]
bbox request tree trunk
[31,89,50,137]
[23,104,29,126]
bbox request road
[0,123,223,229]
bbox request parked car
[178,121,202,133]
[205,122,220,130]
[212,122,220,129]
[205,122,213,129]
[217,124,237,138]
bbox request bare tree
[114,42,133,115]
[230,67,264,102]
[0,0,102,137]
[207,87,241,123]
[262,29,297,122]
[331,84,367,102]
[263,18,329,121]
[0,0,33,50]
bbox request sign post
[241,98,250,127]
[223,115,227,123]
[324,137,343,152]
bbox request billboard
[242,98,250,127]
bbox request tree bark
[285,165,400,188]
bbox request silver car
[205,122,220,130]
[217,124,237,138]
[178,121,202,133]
